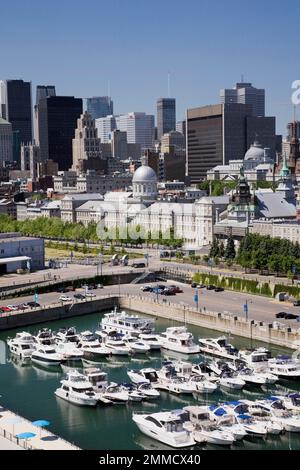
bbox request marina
[1,309,300,450]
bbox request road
[1,280,299,329]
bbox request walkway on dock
[0,406,80,450]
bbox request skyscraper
[157,98,176,140]
[220,82,265,117]
[0,80,32,159]
[95,115,117,143]
[0,118,13,166]
[72,111,102,174]
[116,112,155,150]
[87,96,113,120]
[186,103,276,183]
[38,96,83,170]
[34,85,56,144]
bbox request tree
[209,239,220,258]
[224,236,236,260]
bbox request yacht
[267,356,300,381]
[206,360,245,390]
[132,411,196,448]
[234,366,268,386]
[137,382,160,400]
[123,336,150,354]
[256,398,300,432]
[192,362,219,381]
[127,367,160,386]
[238,348,272,371]
[55,327,80,344]
[34,328,56,346]
[84,367,108,393]
[279,393,300,412]
[156,363,195,394]
[159,327,200,354]
[138,333,161,350]
[181,407,235,446]
[121,383,144,402]
[231,360,278,385]
[238,400,283,435]
[99,308,154,337]
[223,401,268,437]
[207,406,246,440]
[103,383,129,404]
[77,331,111,359]
[198,336,238,360]
[98,331,131,356]
[7,332,36,359]
[31,345,64,366]
[55,341,83,362]
[55,370,98,406]
[188,375,218,395]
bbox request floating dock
[0,406,80,450]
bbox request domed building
[244,139,273,170]
[132,163,158,200]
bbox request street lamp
[243,299,252,321]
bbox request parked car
[59,295,71,302]
[293,300,300,307]
[56,287,67,293]
[132,262,146,268]
[191,282,197,288]
[157,285,166,290]
[74,293,85,300]
[275,312,288,319]
[168,285,183,293]
[6,305,18,311]
[85,291,96,298]
[196,284,206,289]
[140,285,152,292]
[284,313,299,320]
[97,284,104,289]
[162,288,176,296]
[152,287,164,295]
[206,285,216,290]
[0,306,12,312]
[214,287,224,292]
[26,301,40,308]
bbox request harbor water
[1,310,300,450]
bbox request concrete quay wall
[0,296,118,331]
[119,296,300,351]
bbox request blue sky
[1,0,300,134]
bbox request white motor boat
[198,336,238,360]
[132,411,195,448]
[100,308,155,337]
[256,398,300,432]
[55,370,98,406]
[206,360,245,390]
[192,362,219,381]
[159,326,200,354]
[268,356,300,381]
[55,327,80,344]
[55,341,83,362]
[84,367,108,393]
[7,332,36,359]
[121,383,144,402]
[238,400,283,435]
[98,331,131,356]
[34,328,56,346]
[123,336,150,354]
[238,348,272,371]
[156,363,195,394]
[127,368,159,386]
[137,382,160,400]
[138,333,161,350]
[77,331,111,359]
[182,407,235,446]
[189,375,218,395]
[223,402,268,437]
[235,367,268,386]
[103,383,128,404]
[207,406,246,440]
[279,392,300,412]
[31,345,64,366]
[231,360,278,385]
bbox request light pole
[194,288,199,311]
[243,299,252,321]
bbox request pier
[0,406,80,450]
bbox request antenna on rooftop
[241,74,244,83]
[167,71,171,98]
[108,80,111,98]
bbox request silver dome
[132,164,157,182]
[244,141,265,161]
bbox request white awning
[0,256,31,265]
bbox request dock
[0,406,80,450]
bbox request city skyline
[1,0,300,135]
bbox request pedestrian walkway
[0,406,80,450]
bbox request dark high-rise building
[157,98,176,140]
[0,80,32,160]
[86,96,113,120]
[38,96,83,170]
[34,85,56,144]
[220,82,265,117]
[186,103,276,183]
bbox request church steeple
[277,152,295,201]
